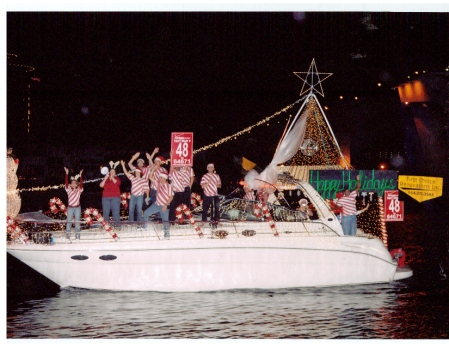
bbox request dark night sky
[6,7,449,171]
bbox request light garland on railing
[10,173,127,194]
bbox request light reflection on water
[9,281,448,339]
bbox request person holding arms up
[121,160,150,223]
[99,164,121,229]
[336,174,361,236]
[64,167,84,243]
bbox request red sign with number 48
[384,190,404,222]
[171,132,194,167]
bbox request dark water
[7,213,449,339]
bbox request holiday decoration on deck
[7,148,21,219]
[175,204,203,238]
[83,207,119,241]
[190,192,203,208]
[7,216,29,244]
[120,192,131,209]
[254,202,278,237]
[49,197,68,215]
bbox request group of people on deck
[63,151,363,241]
[63,148,222,241]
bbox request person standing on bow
[64,167,84,243]
[336,174,361,236]
[168,159,195,222]
[120,160,150,223]
[200,163,222,224]
[99,164,121,229]
[143,172,173,239]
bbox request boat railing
[7,218,341,245]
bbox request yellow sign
[398,175,443,202]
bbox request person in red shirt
[99,166,122,229]
[64,167,84,243]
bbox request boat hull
[7,236,399,291]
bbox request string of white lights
[13,98,303,194]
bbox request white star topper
[294,59,332,97]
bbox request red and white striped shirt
[336,191,358,216]
[140,166,150,192]
[156,182,173,206]
[65,175,84,207]
[200,173,221,196]
[151,167,168,190]
[128,170,150,196]
[243,190,255,201]
[169,167,194,192]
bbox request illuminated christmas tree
[278,59,351,183]
[287,96,348,167]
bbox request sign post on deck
[171,132,194,167]
[384,190,404,222]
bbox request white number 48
[176,142,189,157]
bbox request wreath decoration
[214,230,229,239]
[83,207,119,241]
[190,192,203,208]
[7,216,29,244]
[120,192,131,209]
[175,203,204,238]
[242,229,256,237]
[254,202,278,237]
[326,199,343,214]
[49,197,68,215]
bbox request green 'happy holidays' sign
[309,169,398,199]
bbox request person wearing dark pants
[169,164,195,222]
[200,163,221,225]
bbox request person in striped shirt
[64,167,84,243]
[243,185,256,201]
[121,160,150,223]
[149,155,169,206]
[336,174,361,236]
[128,149,155,210]
[143,172,173,239]
[200,163,222,224]
[168,163,195,223]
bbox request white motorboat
[7,66,413,292]
[7,180,412,292]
